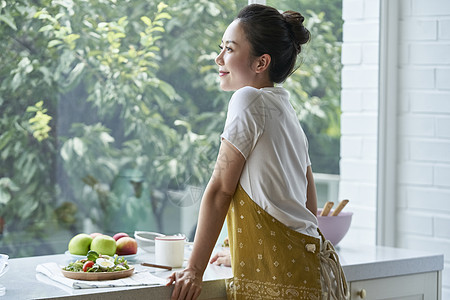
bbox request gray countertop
[336,244,444,282]
[0,245,444,299]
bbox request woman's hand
[167,268,203,300]
[210,248,231,267]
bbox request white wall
[339,0,380,247]
[396,0,450,297]
[340,0,450,297]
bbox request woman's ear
[254,54,271,73]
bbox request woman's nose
[215,51,224,66]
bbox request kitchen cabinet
[349,271,441,300]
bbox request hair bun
[282,11,310,51]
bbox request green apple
[90,234,117,256]
[68,233,93,255]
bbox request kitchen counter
[1,247,231,300]
[337,245,444,282]
[0,245,443,299]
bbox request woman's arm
[168,139,245,300]
[305,166,318,216]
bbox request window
[0,0,341,257]
[266,0,343,209]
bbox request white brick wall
[399,19,437,40]
[341,0,450,296]
[439,19,450,39]
[339,0,379,247]
[412,0,450,16]
[397,9,450,298]
[410,91,450,113]
[437,68,450,89]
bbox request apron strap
[318,231,350,299]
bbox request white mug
[155,235,186,268]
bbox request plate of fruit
[61,250,134,281]
[66,232,138,261]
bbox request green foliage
[0,2,60,252]
[26,101,53,141]
[0,0,342,257]
[286,9,342,174]
[268,0,342,173]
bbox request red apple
[116,236,138,255]
[90,232,103,239]
[113,232,129,241]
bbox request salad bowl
[61,266,135,281]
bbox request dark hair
[236,4,310,83]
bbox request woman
[167,4,348,299]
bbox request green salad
[63,250,130,273]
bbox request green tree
[269,0,343,174]
[0,0,61,257]
[0,0,182,256]
[0,0,342,257]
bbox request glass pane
[0,0,245,258]
[266,0,343,208]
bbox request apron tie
[319,239,349,300]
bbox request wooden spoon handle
[141,262,172,270]
[331,199,349,216]
[320,201,334,216]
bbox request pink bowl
[317,210,353,246]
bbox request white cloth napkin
[36,262,168,289]
[0,254,8,276]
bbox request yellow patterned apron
[226,184,348,300]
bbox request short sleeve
[304,131,311,166]
[221,87,265,159]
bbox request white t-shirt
[221,86,319,238]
